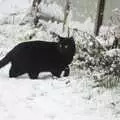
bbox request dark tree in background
[94,0,106,36]
[32,0,42,26]
[31,0,63,26]
[32,0,42,8]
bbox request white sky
[0,0,32,14]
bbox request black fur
[0,36,75,79]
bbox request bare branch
[63,0,71,32]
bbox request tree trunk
[32,0,42,8]
[94,0,106,36]
[63,0,71,33]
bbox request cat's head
[57,36,76,56]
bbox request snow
[39,2,64,20]
[0,0,120,120]
[70,17,94,32]
[0,65,114,120]
[0,0,32,14]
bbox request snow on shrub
[72,25,120,88]
[73,29,104,71]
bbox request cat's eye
[65,45,68,48]
[59,44,62,48]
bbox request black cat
[0,36,75,79]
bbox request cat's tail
[0,52,11,68]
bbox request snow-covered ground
[0,0,120,120]
[0,68,111,120]
[0,61,118,120]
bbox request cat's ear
[69,37,74,40]
[57,35,61,39]
[57,35,64,42]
